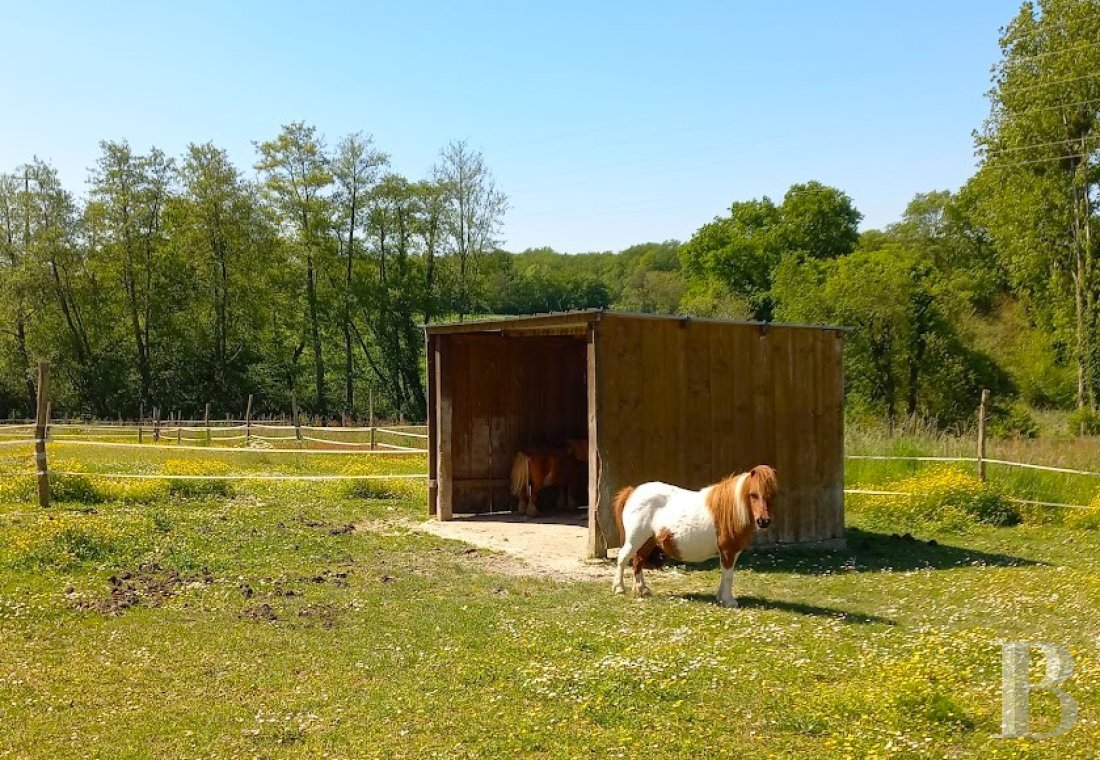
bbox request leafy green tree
[973,0,1100,409]
[255,123,334,413]
[433,140,507,320]
[357,174,427,419]
[774,245,1008,428]
[332,132,388,416]
[777,181,861,259]
[88,141,175,410]
[679,198,782,320]
[679,183,860,321]
[0,170,37,414]
[165,143,277,411]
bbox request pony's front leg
[716,551,740,608]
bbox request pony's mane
[705,473,753,539]
[705,465,779,541]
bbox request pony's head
[746,465,778,529]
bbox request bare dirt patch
[70,562,214,615]
[413,513,611,581]
[240,602,278,622]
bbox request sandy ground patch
[416,512,612,581]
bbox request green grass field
[0,439,1098,758]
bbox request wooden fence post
[291,391,302,448]
[245,394,253,446]
[153,407,160,443]
[369,386,376,451]
[204,403,211,445]
[138,400,144,444]
[176,413,182,445]
[34,362,50,509]
[44,402,51,440]
[977,389,989,482]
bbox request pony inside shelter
[426,310,846,559]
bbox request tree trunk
[15,315,34,415]
[306,249,325,413]
[344,190,357,416]
[1072,174,1089,409]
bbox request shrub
[94,477,167,504]
[49,463,103,504]
[0,473,34,503]
[162,458,233,499]
[989,402,1039,439]
[1067,407,1100,436]
[854,467,1019,530]
[340,462,425,501]
[1064,492,1100,530]
[4,511,153,569]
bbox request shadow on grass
[669,591,895,625]
[745,527,1040,575]
[653,528,1039,577]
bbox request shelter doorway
[428,328,590,518]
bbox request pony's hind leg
[631,537,657,598]
[614,536,655,597]
[613,540,632,594]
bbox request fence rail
[4,401,1097,510]
[846,453,1100,478]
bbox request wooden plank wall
[594,314,843,548]
[444,332,588,513]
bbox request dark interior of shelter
[443,331,589,517]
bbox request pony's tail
[613,486,636,544]
[510,452,531,499]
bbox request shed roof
[423,309,848,335]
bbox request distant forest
[1,0,1098,431]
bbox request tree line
[1,0,1097,432]
[0,125,505,422]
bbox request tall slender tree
[433,140,507,320]
[88,142,175,410]
[331,133,388,416]
[255,123,334,413]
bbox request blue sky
[4,1,1016,252]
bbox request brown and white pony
[612,466,778,606]
[510,439,588,518]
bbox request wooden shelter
[425,310,845,558]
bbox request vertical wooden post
[34,362,50,509]
[369,386,377,451]
[977,389,989,482]
[138,400,144,444]
[176,414,182,445]
[245,394,253,445]
[426,335,438,515]
[44,402,51,440]
[586,323,607,559]
[291,391,302,448]
[153,407,160,443]
[436,339,453,520]
[204,403,211,444]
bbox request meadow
[0,432,1097,758]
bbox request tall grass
[845,420,1100,523]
